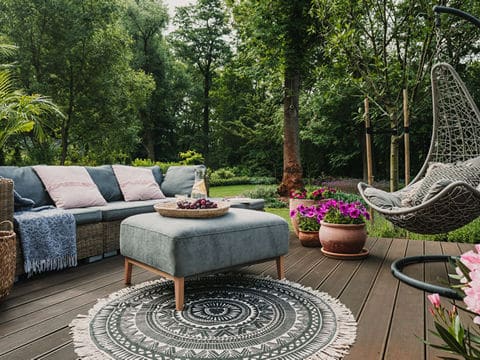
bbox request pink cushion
[33,166,107,209]
[112,165,165,201]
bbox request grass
[210,184,292,230]
[209,184,259,198]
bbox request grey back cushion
[161,165,206,197]
[0,166,53,206]
[86,165,123,202]
[412,164,480,205]
[149,166,163,186]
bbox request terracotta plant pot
[319,221,367,254]
[289,199,317,236]
[298,230,321,247]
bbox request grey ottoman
[120,208,289,310]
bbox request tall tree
[228,0,329,195]
[125,0,169,160]
[170,0,232,162]
[0,0,154,164]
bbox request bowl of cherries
[154,199,230,218]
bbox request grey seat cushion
[86,165,123,202]
[0,166,53,206]
[96,199,168,221]
[220,198,265,211]
[120,208,289,277]
[160,165,206,197]
[66,208,103,225]
[363,187,402,209]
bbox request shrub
[209,168,236,184]
[240,185,287,208]
[179,150,204,165]
[131,158,181,174]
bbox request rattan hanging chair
[358,62,480,235]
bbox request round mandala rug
[70,275,356,360]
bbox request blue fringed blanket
[14,207,77,277]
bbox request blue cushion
[120,208,289,277]
[86,165,123,202]
[0,166,53,206]
[96,200,162,221]
[149,166,163,186]
[160,165,206,197]
[66,208,102,225]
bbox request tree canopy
[0,0,479,189]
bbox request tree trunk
[143,128,155,161]
[278,69,303,196]
[389,112,401,192]
[202,67,211,163]
[60,69,74,165]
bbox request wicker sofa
[0,164,208,276]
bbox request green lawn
[210,184,291,229]
[209,184,258,198]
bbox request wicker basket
[0,220,16,300]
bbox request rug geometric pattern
[70,275,356,360]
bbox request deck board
[384,238,425,360]
[0,235,474,360]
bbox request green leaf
[435,322,468,356]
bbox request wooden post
[364,97,374,186]
[403,89,410,185]
[364,97,374,222]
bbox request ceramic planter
[298,230,321,247]
[319,221,368,259]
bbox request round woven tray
[154,201,230,219]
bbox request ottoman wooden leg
[276,255,285,279]
[124,257,133,285]
[174,277,185,311]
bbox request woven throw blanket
[14,207,77,277]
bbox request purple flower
[289,209,297,218]
[349,208,360,219]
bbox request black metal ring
[391,255,462,300]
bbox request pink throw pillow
[112,165,165,201]
[33,166,107,209]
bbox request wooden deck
[0,234,472,360]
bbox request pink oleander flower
[426,248,480,357]
[460,248,480,272]
[427,293,441,308]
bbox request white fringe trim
[70,274,356,360]
[25,254,77,277]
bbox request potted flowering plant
[317,199,370,258]
[426,246,480,358]
[289,204,322,247]
[289,186,337,236]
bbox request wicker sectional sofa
[0,164,208,276]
